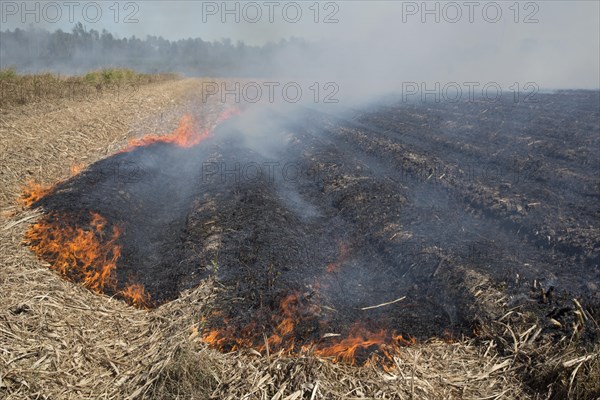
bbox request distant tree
[0,24,312,76]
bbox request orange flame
[19,180,53,207]
[124,115,207,150]
[315,324,388,364]
[70,163,85,176]
[123,109,240,152]
[200,240,415,366]
[200,288,415,366]
[20,110,244,307]
[19,110,242,307]
[316,323,416,366]
[19,163,86,207]
[24,210,152,308]
[120,283,152,309]
[201,292,312,354]
[25,212,120,293]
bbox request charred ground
[31,90,600,348]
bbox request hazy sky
[1,1,599,88]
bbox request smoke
[1,1,599,93]
[9,1,599,340]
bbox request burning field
[1,80,599,399]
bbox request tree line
[0,23,311,76]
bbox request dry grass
[0,68,178,108]
[0,76,598,399]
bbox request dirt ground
[1,80,598,399]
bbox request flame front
[201,241,415,366]
[24,211,153,307]
[316,323,416,366]
[124,115,206,150]
[25,212,121,293]
[123,109,240,151]
[201,292,314,355]
[316,325,388,364]
[200,290,414,366]
[20,163,85,207]
[21,108,412,364]
[120,283,152,309]
[20,180,54,208]
[21,111,241,308]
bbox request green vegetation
[83,68,156,85]
[0,67,17,79]
[0,68,179,107]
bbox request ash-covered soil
[33,90,600,342]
